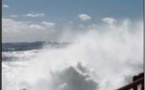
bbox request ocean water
[2,20,143,90]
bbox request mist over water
[2,19,143,90]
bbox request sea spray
[2,18,143,90]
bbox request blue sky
[2,0,143,42]
[2,0,143,21]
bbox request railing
[117,72,144,90]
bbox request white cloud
[29,24,45,30]
[78,14,91,21]
[41,21,56,27]
[2,4,9,8]
[2,18,29,33]
[24,13,45,18]
[102,17,117,25]
[9,15,18,18]
[2,18,57,42]
[2,18,143,43]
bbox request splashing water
[2,19,143,90]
